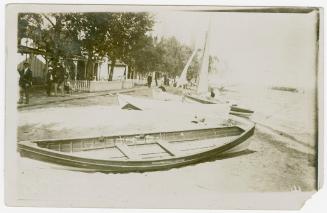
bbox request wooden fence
[70,79,146,92]
[71,80,91,92]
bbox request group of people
[146,72,170,88]
[18,61,72,105]
[45,63,70,97]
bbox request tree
[154,37,199,79]
[187,51,201,81]
[18,12,204,83]
[18,12,155,80]
[18,13,43,47]
[18,13,83,65]
[64,13,112,79]
[104,12,154,81]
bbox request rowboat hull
[18,117,255,173]
[117,94,231,119]
[185,94,254,118]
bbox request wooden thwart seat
[157,140,183,156]
[115,143,140,160]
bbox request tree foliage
[105,12,154,80]
[18,12,206,81]
[155,37,200,79]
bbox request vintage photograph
[5,4,323,209]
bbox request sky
[152,10,318,89]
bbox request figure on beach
[147,73,152,88]
[46,68,53,96]
[58,64,67,96]
[154,71,159,86]
[210,88,215,98]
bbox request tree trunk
[108,59,116,81]
[130,69,134,79]
[53,16,63,59]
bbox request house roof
[18,45,49,56]
[18,45,126,65]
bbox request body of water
[219,85,316,147]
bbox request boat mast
[197,21,211,95]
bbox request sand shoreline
[16,88,316,197]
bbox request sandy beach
[14,86,317,208]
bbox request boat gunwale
[19,134,238,163]
[185,94,254,114]
[18,125,254,172]
[18,117,255,164]
[18,122,247,144]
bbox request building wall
[112,66,126,80]
[97,61,127,81]
[98,61,109,80]
[17,55,47,83]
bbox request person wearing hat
[18,62,33,104]
[45,67,53,96]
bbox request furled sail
[177,48,197,87]
[197,26,211,95]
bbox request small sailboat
[182,23,254,118]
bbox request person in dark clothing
[52,65,59,96]
[154,72,158,86]
[210,88,215,98]
[56,65,66,96]
[46,68,53,96]
[147,74,152,88]
[158,85,166,92]
[63,69,71,95]
[18,62,33,104]
[164,75,169,86]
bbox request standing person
[57,64,65,96]
[18,62,33,104]
[63,69,71,95]
[164,75,168,86]
[154,72,158,86]
[52,64,59,96]
[46,68,53,96]
[147,74,152,88]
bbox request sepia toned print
[5,4,323,209]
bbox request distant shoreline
[270,86,299,93]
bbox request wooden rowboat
[18,116,255,173]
